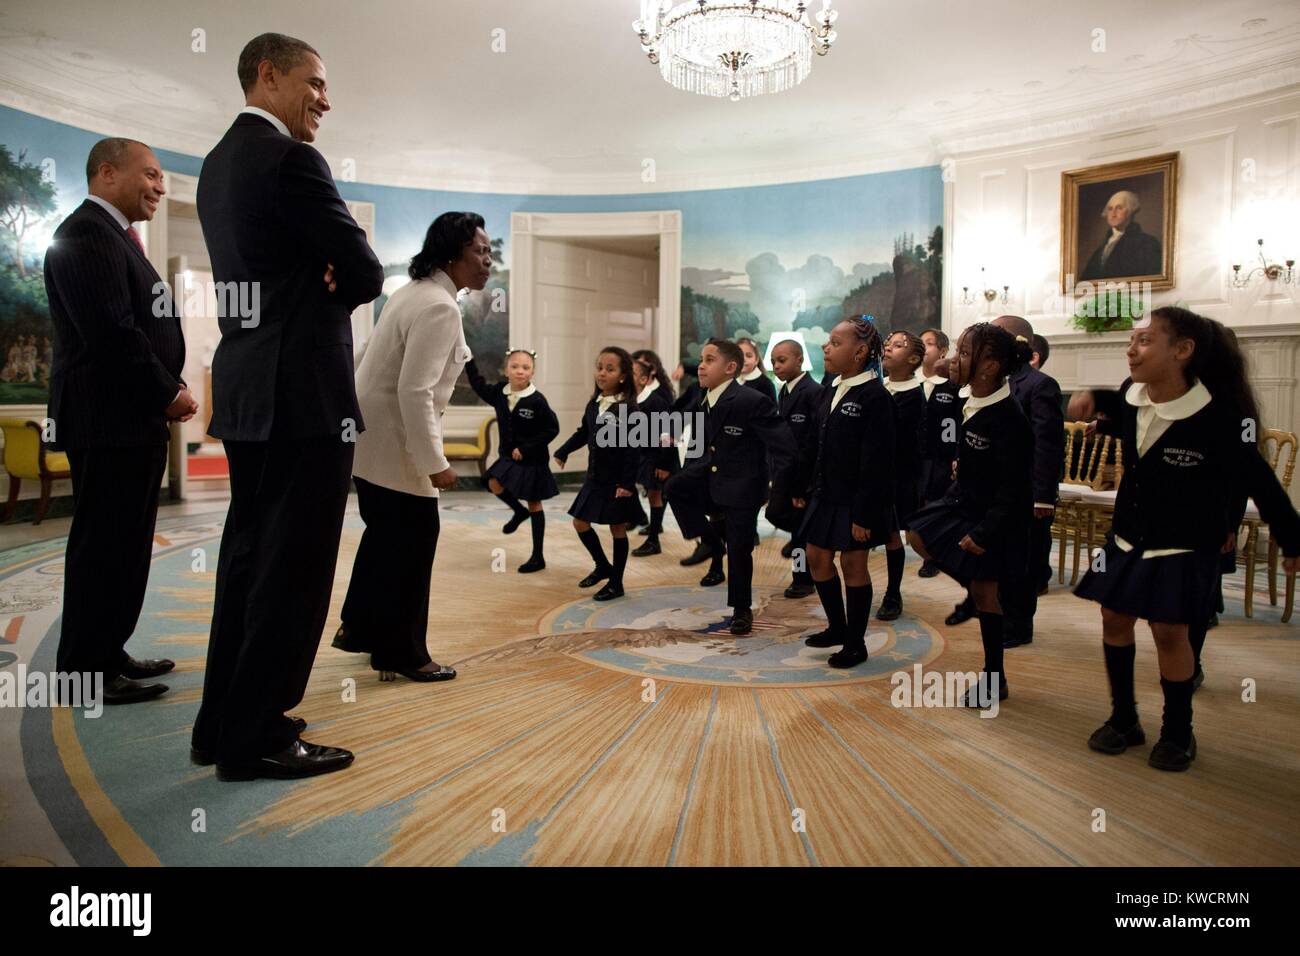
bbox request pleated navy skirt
[1074,539,1222,625]
[487,457,559,502]
[568,478,647,526]
[907,499,1026,582]
[798,496,876,552]
[765,494,804,534]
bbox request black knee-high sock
[649,505,665,535]
[844,583,874,651]
[577,528,609,571]
[977,611,1004,677]
[1103,642,1138,727]
[885,547,904,600]
[1188,617,1208,669]
[529,511,545,560]
[496,488,528,517]
[611,536,629,586]
[1159,676,1195,747]
[813,575,847,639]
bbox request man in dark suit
[766,339,822,597]
[993,315,1064,648]
[44,138,194,705]
[1079,190,1162,280]
[192,33,384,781]
[666,339,798,634]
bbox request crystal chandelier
[633,1,839,102]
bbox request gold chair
[1240,428,1297,621]
[1055,421,1121,584]
[443,415,497,479]
[0,418,72,525]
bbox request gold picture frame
[1060,152,1178,293]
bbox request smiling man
[193,33,384,782]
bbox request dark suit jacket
[1008,364,1065,507]
[802,377,897,537]
[777,374,823,493]
[44,199,185,450]
[197,113,384,441]
[679,380,797,509]
[1080,221,1162,280]
[555,397,640,488]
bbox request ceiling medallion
[633,1,838,102]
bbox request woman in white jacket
[333,212,492,682]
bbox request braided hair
[889,330,925,374]
[841,315,884,376]
[960,322,1032,385]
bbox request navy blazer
[44,199,185,450]
[952,396,1034,550]
[802,376,897,536]
[742,372,778,407]
[679,380,797,509]
[555,397,639,489]
[465,360,559,466]
[637,385,681,473]
[923,379,964,462]
[777,374,824,492]
[198,113,384,441]
[1008,364,1065,506]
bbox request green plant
[1070,289,1145,333]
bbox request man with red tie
[44,138,196,704]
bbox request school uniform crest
[517,407,534,419]
[838,401,862,418]
[1162,447,1204,467]
[724,424,744,436]
[789,413,807,423]
[934,392,953,403]
[964,430,990,451]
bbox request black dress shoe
[578,566,611,588]
[917,560,940,578]
[945,598,976,627]
[960,673,1008,708]
[593,582,625,601]
[518,555,546,573]
[331,625,370,653]
[780,540,796,559]
[730,609,753,635]
[784,582,815,599]
[503,511,528,535]
[828,644,868,668]
[120,655,175,679]
[1148,734,1196,772]
[699,566,725,587]
[632,538,661,557]
[192,717,308,767]
[216,739,355,782]
[378,664,457,683]
[680,541,720,567]
[876,594,902,621]
[1087,719,1145,755]
[1002,634,1033,649]
[804,629,841,648]
[103,675,168,705]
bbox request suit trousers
[1000,513,1053,641]
[193,435,353,762]
[666,470,759,610]
[340,477,439,672]
[57,444,168,679]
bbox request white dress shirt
[239,106,291,138]
[706,378,733,407]
[739,367,764,385]
[961,380,1011,422]
[780,372,807,397]
[86,193,130,230]
[352,270,471,497]
[637,381,659,404]
[829,368,877,411]
[921,373,947,401]
[884,376,922,395]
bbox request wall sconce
[1231,239,1295,288]
[960,267,1010,307]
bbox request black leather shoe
[593,582,625,602]
[804,629,841,648]
[699,566,725,587]
[730,609,753,635]
[784,582,815,599]
[1002,633,1033,649]
[828,644,868,669]
[780,540,796,559]
[192,717,307,767]
[1148,734,1196,772]
[503,511,528,535]
[876,594,902,621]
[960,673,1009,708]
[917,560,940,578]
[216,739,355,782]
[680,541,720,567]
[378,664,457,683]
[331,625,369,653]
[945,598,976,627]
[103,675,168,705]
[120,655,174,679]
[518,555,546,573]
[1087,719,1145,755]
[578,566,611,588]
[632,538,661,557]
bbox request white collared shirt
[922,373,947,401]
[597,392,625,417]
[504,382,537,413]
[240,106,292,138]
[830,368,877,411]
[637,381,659,404]
[86,193,130,230]
[780,372,807,397]
[884,376,922,395]
[1100,226,1125,266]
[705,378,733,408]
[961,380,1011,422]
[739,367,764,384]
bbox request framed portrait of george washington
[1060,152,1178,293]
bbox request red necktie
[125,226,146,255]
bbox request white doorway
[510,211,682,475]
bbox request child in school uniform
[630,349,680,558]
[916,328,964,579]
[465,351,560,573]
[799,318,897,668]
[665,338,798,635]
[766,338,824,598]
[1070,306,1300,771]
[907,324,1034,704]
[554,347,642,601]
[879,330,927,620]
[736,337,778,407]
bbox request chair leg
[1243,525,1258,619]
[34,476,52,525]
[1071,509,1088,585]
[1267,537,1278,606]
[1283,569,1295,625]
[1056,515,1067,585]
[3,475,18,522]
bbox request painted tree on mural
[0,145,58,404]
